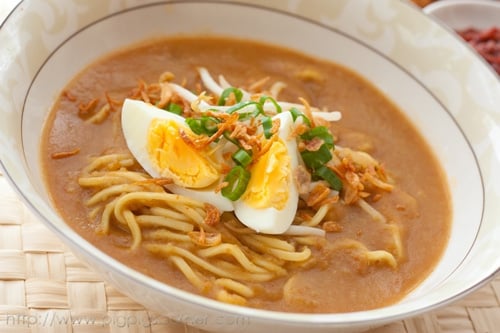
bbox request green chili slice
[314,166,343,191]
[218,87,243,106]
[221,166,251,201]
[232,149,253,167]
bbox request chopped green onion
[289,107,311,127]
[185,118,204,135]
[223,130,240,146]
[235,111,254,121]
[226,101,264,116]
[314,166,343,191]
[218,87,244,106]
[232,149,253,167]
[221,166,251,201]
[163,102,183,115]
[258,95,282,113]
[201,116,219,135]
[300,126,334,149]
[261,115,274,139]
[186,116,219,136]
[300,145,332,169]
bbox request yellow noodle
[88,206,101,221]
[113,191,206,212]
[97,198,118,234]
[223,220,256,234]
[79,176,135,187]
[83,154,134,173]
[302,204,330,227]
[197,244,268,274]
[239,235,289,255]
[239,235,274,254]
[387,224,403,259]
[211,259,245,273]
[215,278,254,298]
[144,229,191,243]
[136,215,194,233]
[86,184,144,206]
[239,235,311,262]
[249,255,287,276]
[268,247,311,262]
[250,235,296,252]
[150,206,194,222]
[331,239,397,269]
[293,236,324,246]
[216,289,246,306]
[364,250,397,268]
[80,170,150,185]
[169,255,207,291]
[106,170,151,181]
[172,205,205,225]
[122,210,142,250]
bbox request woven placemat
[0,173,498,333]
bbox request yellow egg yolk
[242,139,290,210]
[147,119,220,188]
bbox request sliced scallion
[221,166,251,201]
[300,126,334,149]
[226,101,264,116]
[185,116,219,136]
[201,116,219,135]
[218,87,244,106]
[261,115,274,139]
[259,95,282,113]
[289,107,311,127]
[232,149,253,167]
[314,165,343,191]
[300,144,332,170]
[164,102,183,115]
[223,131,240,146]
[185,118,204,135]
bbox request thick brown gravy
[41,36,451,313]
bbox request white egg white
[233,111,300,234]
[121,98,234,212]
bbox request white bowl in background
[1,1,500,332]
[424,0,500,30]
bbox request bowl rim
[1,0,500,328]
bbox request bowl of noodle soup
[0,1,499,332]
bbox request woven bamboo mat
[0,172,499,333]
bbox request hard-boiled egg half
[121,99,233,212]
[233,111,300,234]
[121,98,300,234]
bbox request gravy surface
[41,36,450,313]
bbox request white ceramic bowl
[1,1,500,332]
[424,0,500,75]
